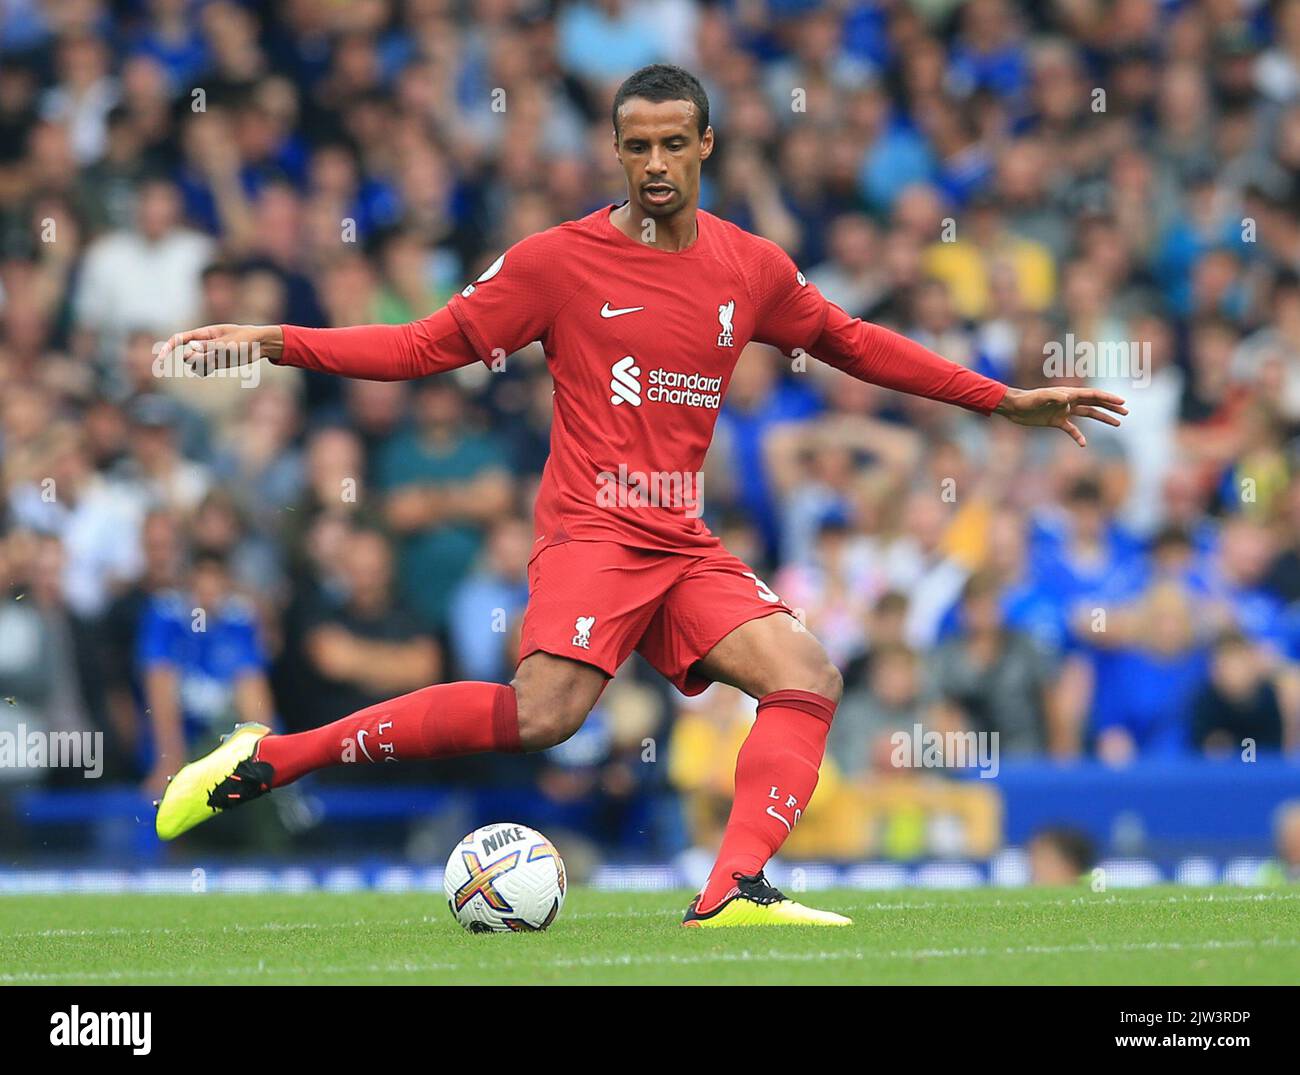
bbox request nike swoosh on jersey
[600,303,645,318]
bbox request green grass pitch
[2,886,1297,985]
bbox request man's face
[613,97,713,220]
[416,383,463,430]
[191,562,230,610]
[137,183,179,241]
[132,423,174,463]
[964,592,1002,633]
[1028,838,1080,886]
[344,532,392,603]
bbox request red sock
[256,682,519,787]
[697,689,836,913]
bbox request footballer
[156,65,1126,927]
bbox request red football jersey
[278,204,1005,558]
[446,205,830,557]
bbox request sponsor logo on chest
[602,297,734,409]
[608,358,723,409]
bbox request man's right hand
[160,323,284,375]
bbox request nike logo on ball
[600,303,644,318]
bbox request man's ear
[611,126,621,161]
[699,125,714,161]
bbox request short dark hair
[612,64,710,137]
[1151,524,1193,554]
[1030,826,1096,873]
[191,548,230,574]
[961,568,1003,603]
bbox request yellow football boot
[682,872,853,927]
[154,722,272,840]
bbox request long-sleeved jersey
[275,205,1007,556]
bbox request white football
[444,822,566,933]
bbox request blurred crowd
[3,0,1300,860]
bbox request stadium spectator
[842,589,910,694]
[137,549,274,792]
[7,425,143,619]
[1191,630,1289,755]
[1027,826,1096,886]
[100,507,184,777]
[930,569,1056,755]
[113,392,213,516]
[1259,800,1300,884]
[40,32,118,166]
[669,684,756,861]
[0,532,115,783]
[448,515,532,683]
[830,641,936,781]
[1085,580,1211,762]
[298,526,441,731]
[73,177,214,347]
[2,0,1300,862]
[377,378,512,630]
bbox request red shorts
[518,539,795,696]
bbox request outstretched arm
[810,304,1127,446]
[161,306,480,382]
[165,231,577,383]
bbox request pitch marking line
[3,936,1296,983]
[5,890,1298,941]
[2,908,677,941]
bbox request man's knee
[512,684,591,752]
[773,641,843,707]
[808,655,843,707]
[510,657,602,751]
[756,648,842,708]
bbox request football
[444,822,567,933]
